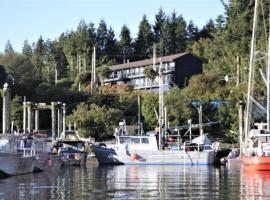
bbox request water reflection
[241,168,270,199]
[103,165,240,199]
[0,163,264,199]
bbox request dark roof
[108,52,190,71]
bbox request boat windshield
[258,136,270,142]
[119,136,149,144]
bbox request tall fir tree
[118,25,133,63]
[97,19,108,65]
[159,17,172,56]
[174,14,187,53]
[153,8,166,43]
[186,20,199,44]
[22,40,33,59]
[105,27,119,64]
[4,40,14,54]
[134,15,154,60]
[32,36,46,80]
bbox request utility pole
[91,47,96,94]
[55,67,58,85]
[78,54,82,92]
[153,43,156,70]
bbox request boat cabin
[248,127,270,156]
[116,135,158,151]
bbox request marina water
[0,162,270,199]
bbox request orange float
[130,153,138,161]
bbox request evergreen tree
[32,36,46,79]
[186,20,199,43]
[4,40,14,54]
[76,20,93,70]
[174,14,187,53]
[22,40,33,59]
[0,65,7,87]
[134,15,154,60]
[97,19,108,65]
[11,95,23,130]
[105,27,119,64]
[63,31,79,78]
[119,25,133,63]
[199,19,216,39]
[159,17,172,56]
[153,7,166,43]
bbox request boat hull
[242,155,270,171]
[34,154,62,171]
[61,152,88,166]
[92,145,216,165]
[0,153,35,176]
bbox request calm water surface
[0,161,270,200]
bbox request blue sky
[0,0,225,53]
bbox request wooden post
[27,102,32,133]
[2,83,10,134]
[34,109,39,132]
[57,107,60,138]
[23,97,27,133]
[51,102,56,141]
[62,103,66,138]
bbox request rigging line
[97,96,138,139]
[260,0,268,41]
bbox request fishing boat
[93,49,217,165]
[0,135,35,176]
[242,0,270,170]
[53,130,88,166]
[33,136,62,172]
[92,120,217,165]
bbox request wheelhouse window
[131,138,140,144]
[119,137,131,144]
[141,138,149,144]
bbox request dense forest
[0,0,268,143]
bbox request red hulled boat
[241,0,270,171]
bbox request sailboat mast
[158,58,164,150]
[245,0,259,147]
[267,2,270,131]
[138,95,141,135]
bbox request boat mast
[267,1,270,131]
[244,0,259,149]
[137,95,141,135]
[158,58,164,150]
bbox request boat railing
[182,142,207,151]
[22,148,35,157]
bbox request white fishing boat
[93,53,217,165]
[92,120,217,165]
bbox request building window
[169,62,175,71]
